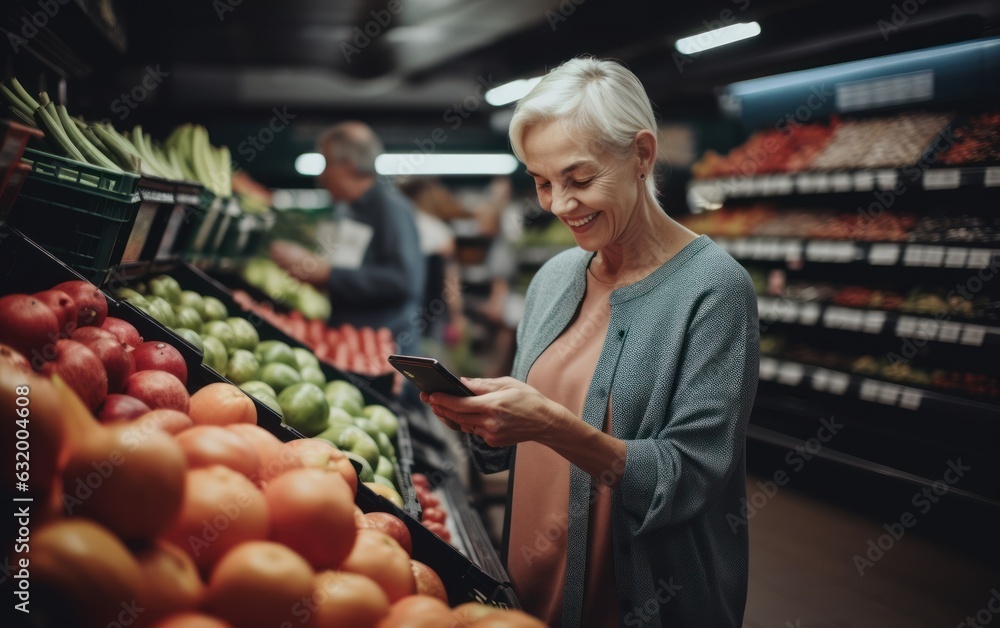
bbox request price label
[831,172,853,191]
[759,358,779,380]
[773,175,794,194]
[776,362,805,386]
[784,240,804,262]
[811,368,832,392]
[898,388,923,410]
[799,302,821,325]
[937,321,963,343]
[859,379,882,402]
[862,310,887,334]
[830,242,859,262]
[895,316,919,337]
[812,173,831,193]
[805,241,827,262]
[854,171,875,191]
[758,239,781,260]
[923,169,961,190]
[796,174,817,194]
[875,170,899,190]
[943,247,970,268]
[985,167,1000,188]
[823,306,845,329]
[960,325,986,346]
[914,319,940,341]
[903,245,945,267]
[965,249,996,269]
[828,371,850,395]
[875,382,901,406]
[868,243,902,265]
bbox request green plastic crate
[7,149,141,285]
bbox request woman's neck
[591,197,697,285]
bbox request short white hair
[509,57,658,197]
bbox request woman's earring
[639,173,646,180]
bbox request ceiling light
[294,152,326,176]
[374,153,519,176]
[485,77,542,106]
[675,22,761,55]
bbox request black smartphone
[388,354,474,397]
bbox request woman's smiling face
[522,119,641,252]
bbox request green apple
[148,275,182,304]
[376,432,396,462]
[255,394,282,416]
[200,335,229,375]
[255,340,298,368]
[202,295,229,322]
[315,421,351,444]
[203,320,236,353]
[324,380,365,416]
[227,317,260,352]
[277,382,329,437]
[375,456,396,486]
[363,404,399,441]
[336,425,381,470]
[173,328,204,352]
[146,296,177,328]
[300,366,326,388]
[260,362,302,394]
[240,380,278,400]
[227,350,260,385]
[174,305,203,333]
[293,347,320,372]
[178,290,207,318]
[341,451,374,483]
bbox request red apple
[98,394,152,423]
[101,317,143,348]
[0,294,60,365]
[70,326,117,346]
[365,512,413,556]
[124,370,189,413]
[77,336,135,393]
[53,280,108,327]
[410,560,448,603]
[32,289,77,333]
[0,343,32,373]
[39,339,108,412]
[132,341,188,385]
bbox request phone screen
[388,355,474,397]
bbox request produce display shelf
[756,296,1000,347]
[357,481,519,609]
[8,149,142,286]
[687,166,1000,208]
[757,356,1000,421]
[714,236,1000,269]
[141,261,421,517]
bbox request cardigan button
[618,329,625,339]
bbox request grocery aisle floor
[742,472,999,627]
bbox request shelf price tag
[965,249,996,270]
[923,169,961,190]
[869,243,902,265]
[784,240,804,262]
[799,302,821,325]
[811,368,849,395]
[759,358,779,380]
[898,388,923,410]
[914,318,940,341]
[854,171,875,191]
[960,325,986,346]
[903,245,944,267]
[831,172,853,192]
[985,167,1000,188]
[796,174,817,194]
[861,310,887,334]
[895,316,919,337]
[943,247,970,268]
[812,173,831,193]
[937,322,963,343]
[776,361,805,386]
[774,175,794,194]
[875,170,899,190]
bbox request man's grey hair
[317,121,384,176]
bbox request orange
[135,538,205,621]
[340,529,415,602]
[189,382,257,426]
[175,425,261,480]
[310,571,390,628]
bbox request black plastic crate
[8,148,141,286]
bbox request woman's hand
[421,377,568,448]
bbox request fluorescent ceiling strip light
[375,153,519,176]
[675,21,761,55]
[485,76,543,106]
[294,152,326,176]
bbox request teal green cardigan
[469,235,759,627]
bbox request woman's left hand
[421,377,565,448]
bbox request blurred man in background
[269,121,425,357]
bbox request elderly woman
[423,57,758,627]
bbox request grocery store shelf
[757,296,1000,347]
[688,166,1000,209]
[715,237,1000,269]
[758,357,1000,420]
[746,425,1000,509]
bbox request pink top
[508,268,620,626]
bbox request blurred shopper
[422,58,759,627]
[398,176,467,347]
[269,121,425,357]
